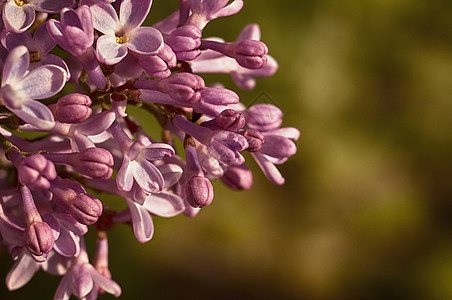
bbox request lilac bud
[77,148,114,180]
[245,104,283,131]
[70,193,103,225]
[18,154,57,190]
[23,222,55,256]
[200,87,239,105]
[259,135,297,159]
[232,40,268,69]
[55,93,92,123]
[184,176,214,208]
[243,129,264,152]
[161,73,205,103]
[210,109,245,131]
[137,44,177,78]
[221,165,253,190]
[166,25,202,61]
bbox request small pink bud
[245,104,283,131]
[23,221,55,256]
[55,93,92,123]
[221,165,253,190]
[243,129,264,152]
[18,154,56,190]
[184,176,214,208]
[77,148,114,180]
[232,40,268,69]
[70,193,103,225]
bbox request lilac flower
[135,43,176,78]
[47,5,107,89]
[54,93,92,124]
[2,0,75,33]
[0,46,67,129]
[109,121,175,193]
[13,153,57,190]
[0,22,70,78]
[185,0,244,30]
[173,114,248,166]
[191,24,278,90]
[220,164,253,190]
[81,0,164,65]
[54,239,121,299]
[165,25,202,61]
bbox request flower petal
[89,268,122,297]
[83,0,119,35]
[32,22,56,54]
[11,99,55,130]
[212,0,243,19]
[119,0,151,30]
[132,159,164,193]
[0,27,32,51]
[252,152,285,185]
[157,163,183,188]
[53,271,72,300]
[127,199,154,243]
[117,157,134,192]
[18,65,67,99]
[29,0,75,13]
[142,143,175,161]
[2,45,29,86]
[237,23,261,41]
[96,34,128,65]
[3,2,35,33]
[143,191,185,217]
[127,26,163,55]
[6,252,39,291]
[40,54,71,81]
[53,228,80,257]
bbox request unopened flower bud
[77,148,114,180]
[232,40,268,69]
[213,109,245,131]
[243,129,264,152]
[245,104,283,131]
[23,221,55,256]
[18,154,57,190]
[166,25,202,61]
[200,87,239,105]
[161,73,205,103]
[70,193,103,225]
[137,44,177,78]
[221,165,253,190]
[55,93,92,123]
[184,176,214,208]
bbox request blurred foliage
[2,0,452,299]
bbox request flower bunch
[0,0,299,298]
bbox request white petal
[133,159,164,193]
[2,45,29,86]
[96,34,128,65]
[18,65,66,99]
[84,1,119,35]
[3,1,35,33]
[6,252,39,290]
[117,157,134,192]
[143,191,185,217]
[127,199,154,243]
[11,99,55,130]
[119,0,151,30]
[89,268,122,297]
[127,26,163,55]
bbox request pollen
[14,0,25,6]
[29,51,40,62]
[115,34,129,44]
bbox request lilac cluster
[0,0,299,299]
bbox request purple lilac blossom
[0,1,299,298]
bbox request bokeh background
[2,0,452,299]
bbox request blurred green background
[3,0,452,299]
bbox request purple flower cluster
[0,0,299,299]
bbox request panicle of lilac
[54,93,93,124]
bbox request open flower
[0,46,67,129]
[2,0,75,33]
[81,0,164,65]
